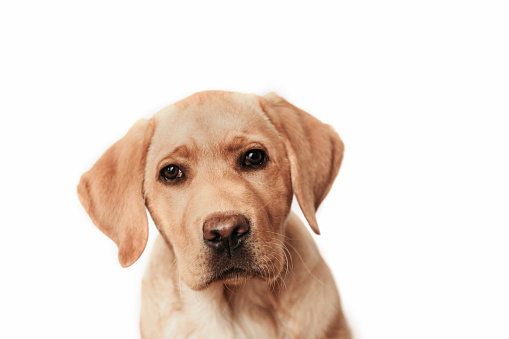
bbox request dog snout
[203,213,250,256]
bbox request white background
[1,1,508,338]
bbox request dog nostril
[233,223,249,238]
[204,230,220,242]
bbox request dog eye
[243,149,267,167]
[160,165,184,181]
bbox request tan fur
[78,91,351,338]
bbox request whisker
[259,229,296,241]
[284,241,325,286]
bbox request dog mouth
[208,266,255,285]
[201,247,284,288]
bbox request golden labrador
[78,91,351,338]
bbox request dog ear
[260,93,344,235]
[77,119,155,267]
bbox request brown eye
[243,149,267,167]
[160,165,184,181]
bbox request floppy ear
[260,93,344,235]
[77,119,155,267]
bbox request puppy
[78,91,350,338]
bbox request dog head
[78,91,343,290]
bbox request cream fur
[78,91,350,338]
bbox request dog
[78,91,350,338]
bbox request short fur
[78,91,351,338]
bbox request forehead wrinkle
[223,135,250,153]
[169,144,192,159]
[156,140,198,168]
[221,134,271,154]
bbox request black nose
[203,213,250,257]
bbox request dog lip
[218,266,247,277]
[211,266,253,284]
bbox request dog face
[78,91,343,290]
[144,92,292,289]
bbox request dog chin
[213,267,255,286]
[205,267,253,286]
[185,255,286,291]
[211,265,284,289]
